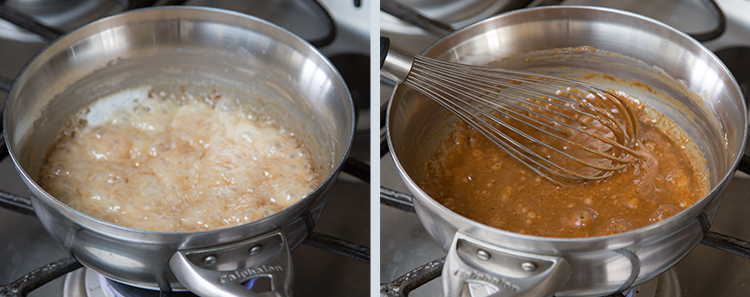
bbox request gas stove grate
[0,258,82,297]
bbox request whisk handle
[380,36,414,84]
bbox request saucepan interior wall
[8,16,351,184]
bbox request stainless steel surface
[169,230,294,297]
[560,0,719,36]
[182,0,332,46]
[380,40,414,84]
[3,6,355,293]
[386,6,745,297]
[444,232,572,297]
[53,169,371,297]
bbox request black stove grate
[0,258,82,297]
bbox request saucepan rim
[3,6,356,237]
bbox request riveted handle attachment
[443,232,572,297]
[170,230,293,297]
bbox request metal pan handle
[169,230,293,297]
[443,231,571,297]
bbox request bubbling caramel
[419,88,709,238]
[38,87,319,232]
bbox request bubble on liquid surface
[38,87,321,232]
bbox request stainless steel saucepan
[386,6,745,297]
[3,7,354,297]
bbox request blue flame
[244,277,259,290]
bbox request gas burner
[63,269,197,297]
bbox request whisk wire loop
[407,81,574,183]
[415,57,641,153]
[404,55,645,183]
[407,70,634,168]
[407,72,622,183]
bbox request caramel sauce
[38,88,319,232]
[419,89,708,238]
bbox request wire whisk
[381,38,645,185]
